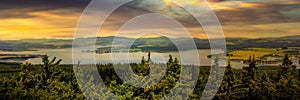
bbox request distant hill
[1,35,300,52]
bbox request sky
[0,0,299,40]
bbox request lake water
[0,48,253,69]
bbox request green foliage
[97,55,182,99]
[0,55,84,99]
[1,54,300,99]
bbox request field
[228,48,285,61]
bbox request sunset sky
[0,0,299,40]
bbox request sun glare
[163,0,171,7]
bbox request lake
[0,48,273,69]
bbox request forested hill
[1,35,300,51]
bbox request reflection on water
[0,48,247,69]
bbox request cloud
[215,3,300,25]
[0,0,92,40]
[222,22,300,38]
[0,9,80,40]
[98,0,300,38]
[0,0,299,40]
[0,0,90,19]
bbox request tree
[167,55,173,66]
[224,61,234,99]
[276,54,300,99]
[279,54,296,79]
[215,61,233,99]
[41,55,61,82]
[240,55,259,99]
[258,72,277,99]
[147,51,152,63]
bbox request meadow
[228,48,285,61]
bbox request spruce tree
[225,61,234,99]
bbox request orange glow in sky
[0,0,299,40]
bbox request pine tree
[224,61,234,99]
[279,54,294,79]
[147,52,152,63]
[167,55,173,66]
[276,54,299,99]
[248,55,258,80]
[141,56,146,66]
[258,72,277,99]
[241,55,259,99]
[41,55,61,85]
[215,60,235,99]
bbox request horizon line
[1,35,300,41]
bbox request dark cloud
[0,0,90,9]
[216,3,300,25]
[1,0,299,25]
[106,0,300,26]
[100,0,202,35]
[0,0,91,19]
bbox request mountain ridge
[1,35,300,51]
